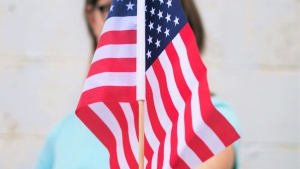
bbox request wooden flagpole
[138,100,145,169]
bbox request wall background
[0,0,299,168]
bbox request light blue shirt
[35,97,240,169]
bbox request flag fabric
[76,0,139,168]
[76,0,240,168]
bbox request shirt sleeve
[35,122,62,169]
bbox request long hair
[180,0,205,52]
[85,0,98,50]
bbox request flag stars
[148,21,154,31]
[167,0,172,8]
[155,39,161,48]
[156,24,162,34]
[150,7,155,16]
[147,35,153,45]
[164,28,170,37]
[165,13,171,22]
[126,1,135,10]
[146,50,152,59]
[157,10,163,19]
[145,0,182,58]
[174,16,179,26]
[110,5,114,11]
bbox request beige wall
[0,0,299,168]
[0,0,91,168]
[197,0,300,168]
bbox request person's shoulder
[59,112,80,128]
[211,96,234,113]
[49,112,77,134]
[44,112,84,145]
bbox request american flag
[76,0,240,168]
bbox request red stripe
[87,58,136,78]
[130,102,139,139]
[75,107,120,169]
[151,59,189,169]
[180,24,240,146]
[97,30,136,49]
[145,79,166,169]
[105,102,138,168]
[77,86,136,109]
[144,137,153,169]
[166,42,214,161]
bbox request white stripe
[159,51,201,167]
[144,102,160,169]
[144,157,148,169]
[89,102,130,169]
[102,16,137,34]
[146,67,172,169]
[83,72,136,92]
[120,103,139,163]
[173,34,225,154]
[92,44,136,63]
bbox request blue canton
[106,0,187,70]
[145,0,186,70]
[107,0,137,18]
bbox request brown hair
[85,0,205,52]
[85,0,98,50]
[180,0,205,52]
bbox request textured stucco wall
[0,0,299,168]
[0,0,91,168]
[197,0,300,168]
